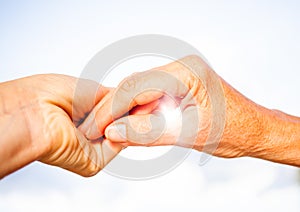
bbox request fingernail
[106,124,127,141]
[86,121,102,139]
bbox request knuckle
[136,119,152,133]
[120,72,141,93]
[187,54,201,61]
[122,77,136,91]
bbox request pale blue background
[0,0,300,211]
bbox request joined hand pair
[1,55,299,178]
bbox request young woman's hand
[0,74,122,178]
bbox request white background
[0,0,300,211]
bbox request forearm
[222,79,300,166]
[250,109,300,166]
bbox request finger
[86,70,189,140]
[130,95,182,115]
[72,78,110,125]
[104,113,179,146]
[156,95,181,111]
[78,89,114,133]
[129,99,160,115]
[105,93,182,146]
[105,104,201,148]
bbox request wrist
[0,78,46,177]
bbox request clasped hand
[1,55,299,178]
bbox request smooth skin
[82,55,300,167]
[0,74,122,178]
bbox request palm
[26,74,122,177]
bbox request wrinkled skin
[82,55,300,165]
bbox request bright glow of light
[118,105,182,160]
[160,106,182,133]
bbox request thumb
[105,113,180,146]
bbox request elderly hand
[82,55,300,166]
[0,74,122,178]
